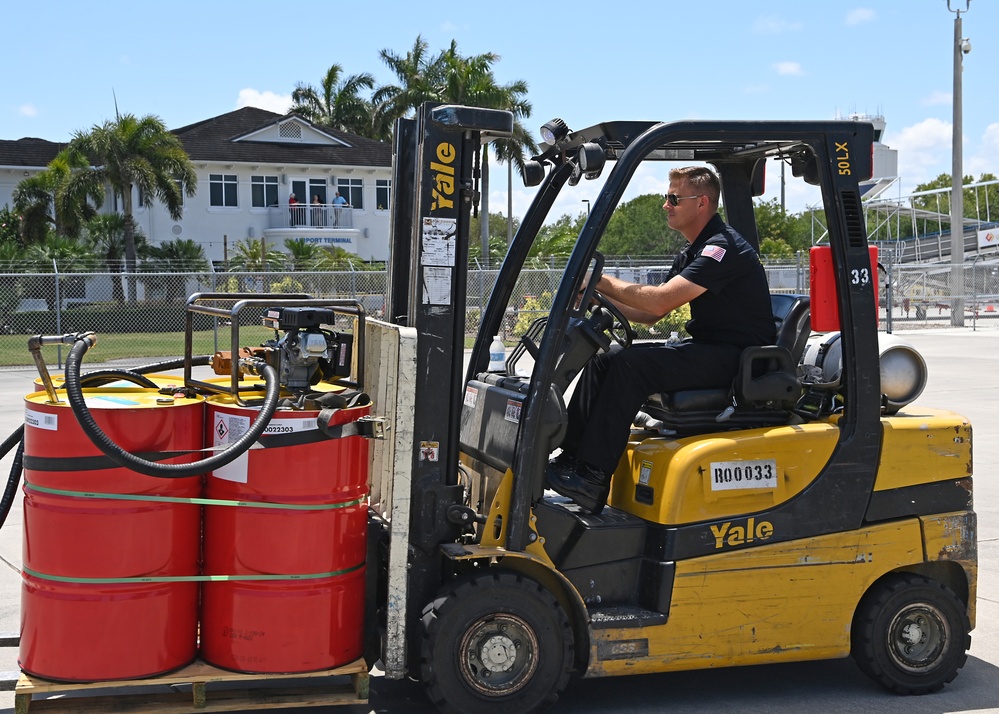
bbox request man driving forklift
[547,166,775,513]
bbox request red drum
[200,397,370,673]
[20,390,203,681]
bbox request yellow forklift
[365,104,976,713]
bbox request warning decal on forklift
[463,386,478,408]
[504,399,521,424]
[421,217,457,266]
[710,459,777,491]
[420,441,440,462]
[421,266,452,305]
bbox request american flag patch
[701,245,726,262]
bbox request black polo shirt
[667,214,775,348]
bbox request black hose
[64,338,281,479]
[129,354,212,375]
[76,354,213,388]
[0,426,25,528]
[79,370,160,389]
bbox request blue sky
[3,0,996,222]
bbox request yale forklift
[364,103,976,713]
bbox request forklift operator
[547,166,776,514]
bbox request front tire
[420,571,573,714]
[851,573,970,694]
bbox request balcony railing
[268,203,353,229]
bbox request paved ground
[0,328,996,713]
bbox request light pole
[582,199,590,216]
[948,0,971,326]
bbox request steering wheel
[589,290,635,348]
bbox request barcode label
[25,408,58,431]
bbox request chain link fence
[3,257,998,370]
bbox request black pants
[563,341,742,473]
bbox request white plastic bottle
[488,335,506,372]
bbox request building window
[174,178,186,208]
[309,178,328,204]
[337,177,363,209]
[251,175,279,208]
[210,174,238,207]
[376,179,391,211]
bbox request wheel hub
[459,613,539,695]
[479,633,518,672]
[888,603,949,672]
[901,621,925,647]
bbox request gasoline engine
[221,306,355,402]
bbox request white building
[0,107,394,263]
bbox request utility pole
[948,0,971,326]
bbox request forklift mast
[384,102,514,668]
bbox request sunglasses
[664,193,703,206]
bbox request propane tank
[801,332,927,414]
[876,334,928,413]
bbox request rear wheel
[851,573,970,694]
[420,571,573,714]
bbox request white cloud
[236,89,292,114]
[966,122,999,179]
[773,62,804,76]
[752,17,804,34]
[19,104,38,117]
[845,8,876,26]
[921,91,951,107]
[888,117,952,190]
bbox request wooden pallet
[13,658,369,713]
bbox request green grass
[0,328,276,368]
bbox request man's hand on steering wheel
[587,290,635,348]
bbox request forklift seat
[638,294,811,435]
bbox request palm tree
[433,43,535,263]
[376,37,536,261]
[10,175,54,245]
[66,114,197,302]
[284,238,327,271]
[229,238,286,272]
[11,145,105,245]
[376,36,440,131]
[291,65,375,135]
[49,148,104,239]
[145,238,209,302]
[24,234,91,310]
[83,213,149,302]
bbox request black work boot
[545,457,610,515]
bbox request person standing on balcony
[288,193,300,227]
[311,194,325,227]
[332,191,348,227]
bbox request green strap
[24,483,367,511]
[21,562,364,584]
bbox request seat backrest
[770,294,811,363]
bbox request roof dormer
[232,115,352,148]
